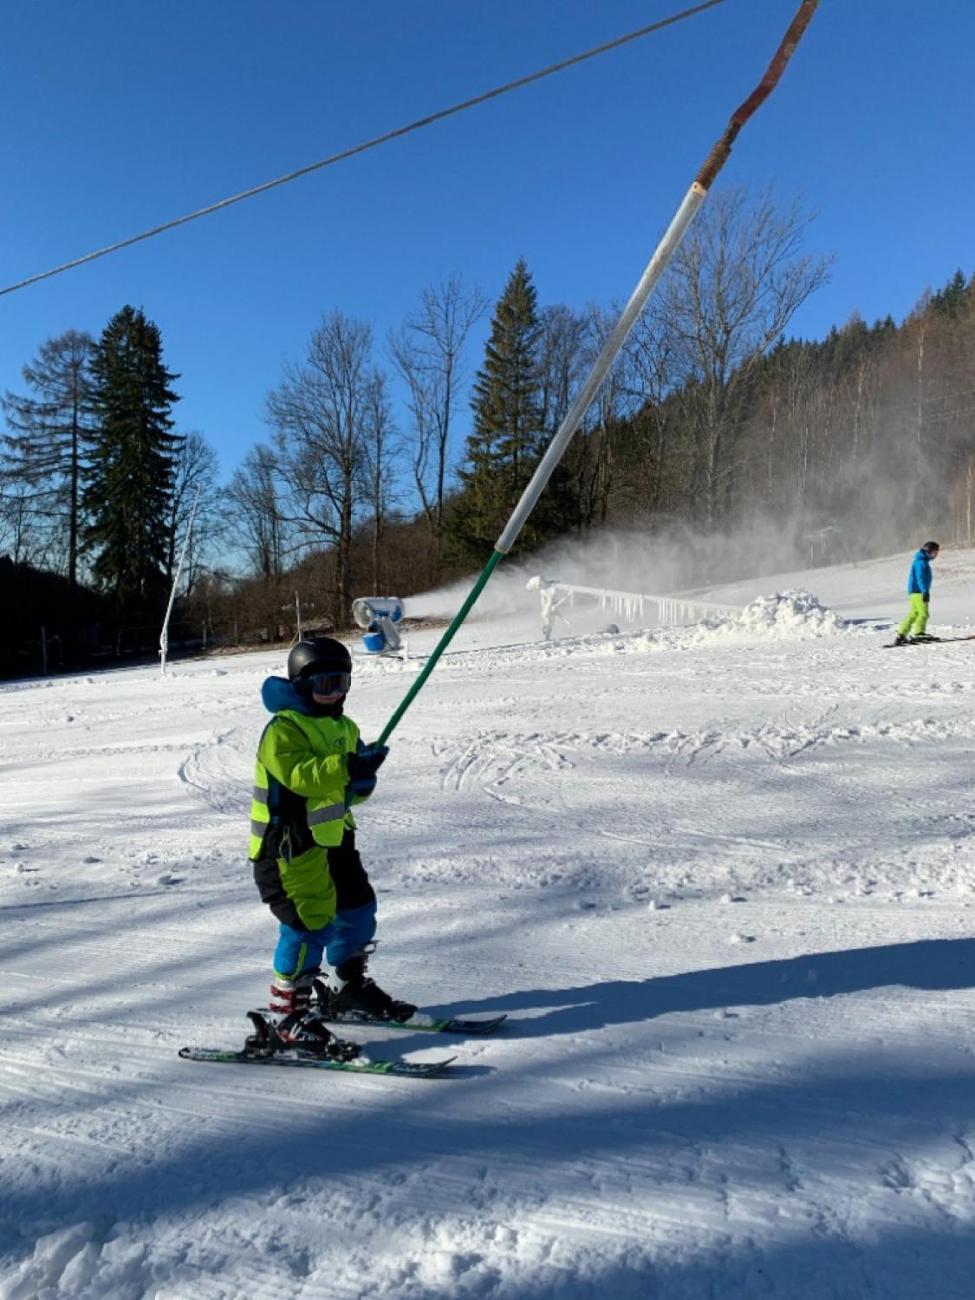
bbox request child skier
[247,635,416,1057]
[894,541,940,645]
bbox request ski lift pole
[159,484,202,676]
[376,0,819,746]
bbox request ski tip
[371,1054,458,1077]
[452,1013,507,1034]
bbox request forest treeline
[2,186,974,677]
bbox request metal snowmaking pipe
[376,0,819,747]
[159,483,202,677]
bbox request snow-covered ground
[3,548,975,1299]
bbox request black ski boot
[319,950,417,1022]
[245,1009,360,1061]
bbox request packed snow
[3,548,975,1298]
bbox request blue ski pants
[273,900,377,981]
[265,827,379,981]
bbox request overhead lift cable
[0,0,726,299]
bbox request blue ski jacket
[907,549,933,595]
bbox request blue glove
[347,744,388,784]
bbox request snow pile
[669,586,845,647]
[733,587,846,638]
[594,586,847,658]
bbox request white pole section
[496,182,705,554]
[159,485,202,677]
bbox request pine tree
[450,259,548,560]
[2,331,96,587]
[84,306,181,608]
[931,268,969,318]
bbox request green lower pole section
[376,549,505,745]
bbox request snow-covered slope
[3,550,975,1298]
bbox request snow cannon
[352,597,406,655]
[526,575,568,642]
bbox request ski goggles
[305,671,351,697]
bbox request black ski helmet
[922,540,940,554]
[287,636,352,682]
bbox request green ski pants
[898,592,929,638]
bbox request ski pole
[376,0,819,746]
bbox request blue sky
[1,1,972,487]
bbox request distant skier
[894,541,940,645]
[247,635,416,1057]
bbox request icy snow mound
[621,587,847,655]
[731,587,846,638]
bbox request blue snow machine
[352,597,406,655]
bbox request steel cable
[0,1,726,299]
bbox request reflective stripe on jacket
[248,708,361,862]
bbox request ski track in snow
[177,725,253,816]
[3,563,975,1296]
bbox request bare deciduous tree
[228,444,287,583]
[660,186,831,522]
[537,304,587,437]
[165,431,221,596]
[576,304,634,528]
[389,276,487,543]
[622,304,686,520]
[0,478,44,567]
[358,371,397,592]
[2,330,95,585]
[268,311,378,623]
